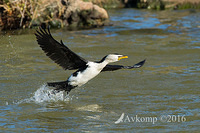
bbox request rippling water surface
[0,9,199,132]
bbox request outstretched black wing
[35,27,87,70]
[101,59,146,72]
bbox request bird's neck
[96,57,112,70]
[99,60,110,68]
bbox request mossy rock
[147,0,165,10]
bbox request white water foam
[32,85,70,103]
[16,85,75,104]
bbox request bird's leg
[63,91,66,100]
[63,91,69,100]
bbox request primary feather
[35,27,87,70]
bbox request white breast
[68,61,107,87]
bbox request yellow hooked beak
[118,55,128,60]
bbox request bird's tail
[47,81,71,92]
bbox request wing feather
[101,59,146,72]
[35,27,87,70]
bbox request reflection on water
[0,9,200,132]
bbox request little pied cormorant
[35,27,146,94]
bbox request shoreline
[1,0,200,30]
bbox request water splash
[31,85,71,103]
[16,85,75,104]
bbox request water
[0,9,200,132]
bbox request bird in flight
[35,27,145,94]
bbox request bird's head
[103,54,128,63]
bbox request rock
[147,0,165,10]
[61,0,109,29]
[86,0,124,8]
[93,5,109,19]
[162,0,200,9]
